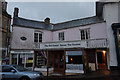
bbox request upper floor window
[80,29,90,40]
[59,32,64,41]
[34,32,42,42]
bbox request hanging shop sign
[40,41,87,49]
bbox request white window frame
[58,32,65,41]
[80,28,90,40]
[34,32,42,42]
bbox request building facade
[10,1,120,75]
[102,1,120,69]
[0,0,11,64]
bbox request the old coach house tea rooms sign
[40,41,86,49]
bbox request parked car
[0,65,43,80]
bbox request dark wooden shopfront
[50,51,65,75]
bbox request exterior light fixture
[102,50,106,54]
[102,50,106,57]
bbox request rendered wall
[52,22,107,42]
[103,2,119,67]
[11,26,52,49]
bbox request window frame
[2,66,16,72]
[58,32,65,41]
[34,32,42,42]
[80,28,90,40]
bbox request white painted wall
[118,2,120,22]
[52,22,107,42]
[11,26,34,49]
[103,2,119,66]
[11,26,52,49]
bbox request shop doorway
[97,51,107,69]
[86,50,96,71]
[52,51,65,75]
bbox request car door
[2,66,19,80]
[0,66,3,80]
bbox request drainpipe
[46,50,49,76]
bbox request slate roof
[53,16,104,30]
[13,17,53,30]
[13,16,104,31]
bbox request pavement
[43,70,120,80]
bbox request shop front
[35,50,84,75]
[65,51,84,74]
[10,50,34,68]
[86,49,108,71]
[38,41,86,75]
[49,50,65,74]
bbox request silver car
[0,65,43,80]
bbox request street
[43,76,120,80]
[43,70,120,80]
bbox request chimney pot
[2,2,7,11]
[14,7,19,17]
[44,17,50,24]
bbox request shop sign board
[40,41,87,49]
[11,50,34,53]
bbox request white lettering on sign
[40,41,87,49]
[44,43,80,47]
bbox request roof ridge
[16,17,44,23]
[54,16,101,25]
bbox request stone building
[0,0,11,64]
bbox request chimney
[14,7,19,17]
[2,1,7,11]
[44,17,50,24]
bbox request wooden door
[52,51,65,74]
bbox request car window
[2,66,15,72]
[13,65,29,72]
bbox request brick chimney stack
[2,1,7,11]
[44,17,50,24]
[14,7,19,17]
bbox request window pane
[86,30,88,39]
[60,53,64,68]
[61,32,64,40]
[68,56,83,64]
[80,29,90,40]
[88,29,90,39]
[59,32,64,41]
[59,33,61,40]
[34,33,38,42]
[2,66,14,72]
[81,30,85,40]
[88,53,95,63]
[39,33,42,42]
[86,29,90,39]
